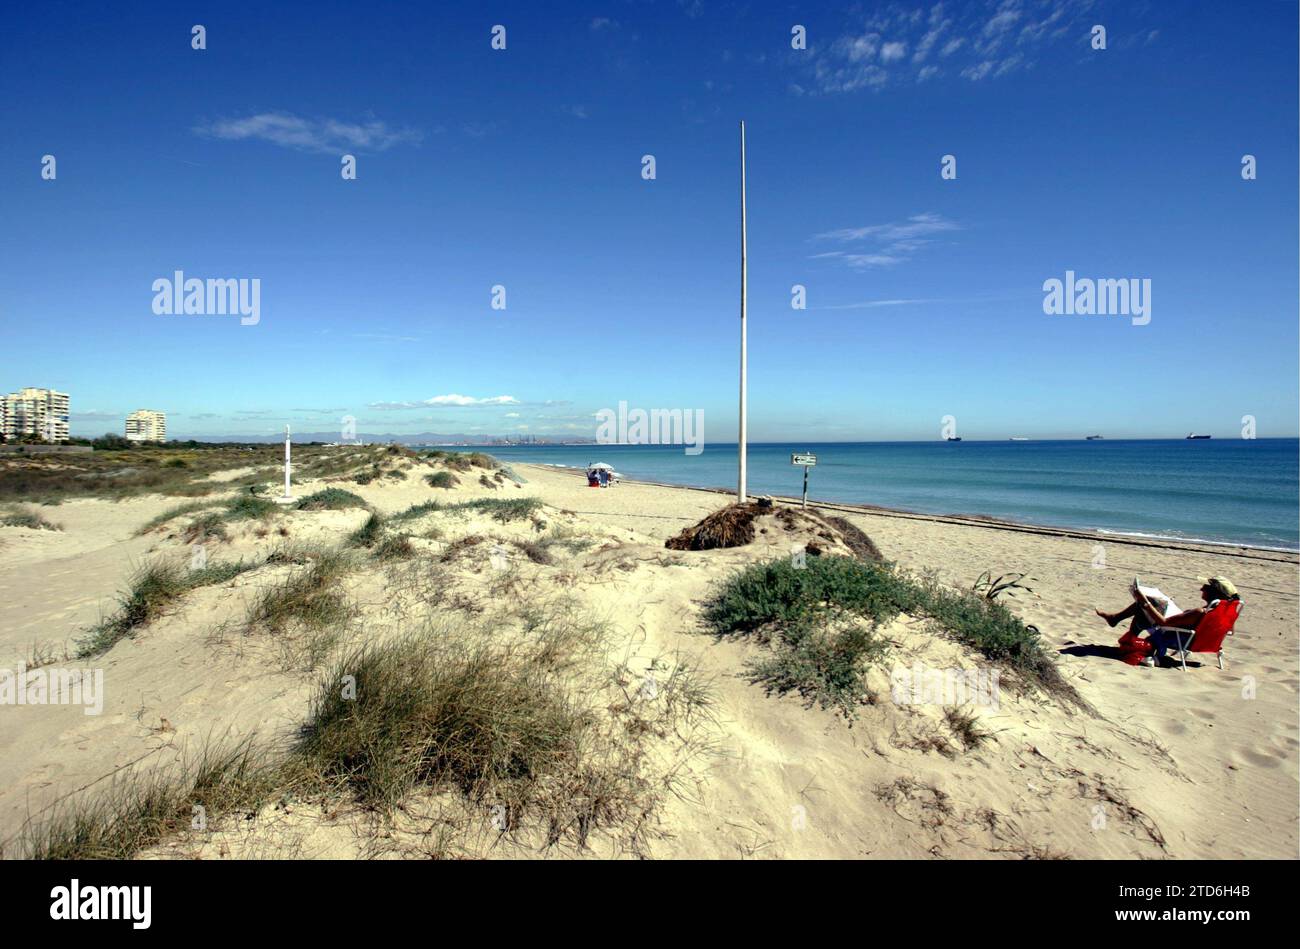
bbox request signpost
[791,452,817,508]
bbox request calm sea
[428,439,1300,551]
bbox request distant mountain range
[166,432,594,446]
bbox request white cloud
[812,213,961,269]
[196,112,422,154]
[806,0,1092,92]
[880,41,908,62]
[369,394,521,410]
[817,298,945,310]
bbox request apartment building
[125,409,167,442]
[1,388,70,442]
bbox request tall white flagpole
[738,120,748,504]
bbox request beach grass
[243,548,353,637]
[224,495,279,520]
[295,488,367,511]
[372,534,415,561]
[134,499,223,535]
[15,738,281,860]
[1,508,62,531]
[77,557,261,658]
[425,471,459,489]
[346,511,386,548]
[443,497,542,523]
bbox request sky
[1,0,1297,442]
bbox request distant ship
[1086,434,1104,440]
[1186,433,1212,440]
[946,436,962,442]
[1009,436,1029,441]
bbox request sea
[425,439,1300,552]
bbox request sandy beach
[1,450,1296,859]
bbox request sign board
[791,453,817,467]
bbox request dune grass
[346,511,386,548]
[15,739,281,860]
[295,607,702,848]
[23,599,714,859]
[244,549,353,636]
[298,633,590,811]
[707,556,1084,711]
[183,511,229,543]
[426,450,498,473]
[425,471,459,489]
[373,534,415,561]
[77,557,262,658]
[392,500,442,522]
[1,508,62,531]
[443,497,542,523]
[134,499,223,536]
[295,488,367,512]
[224,495,278,520]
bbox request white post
[738,120,748,504]
[275,424,296,503]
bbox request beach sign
[791,452,816,508]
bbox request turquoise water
[429,439,1300,551]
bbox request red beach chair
[1150,599,1243,671]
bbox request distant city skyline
[2,1,1296,442]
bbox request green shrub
[425,471,459,489]
[295,488,367,511]
[704,556,920,636]
[706,556,1082,710]
[442,497,541,523]
[224,495,278,520]
[392,500,441,522]
[749,618,886,712]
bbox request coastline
[2,448,1296,859]
[518,462,1300,562]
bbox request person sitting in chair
[1096,576,1239,667]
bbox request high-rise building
[1,388,70,441]
[125,409,167,442]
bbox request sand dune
[1,454,1295,859]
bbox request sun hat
[1199,576,1238,600]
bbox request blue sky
[1,0,1296,441]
